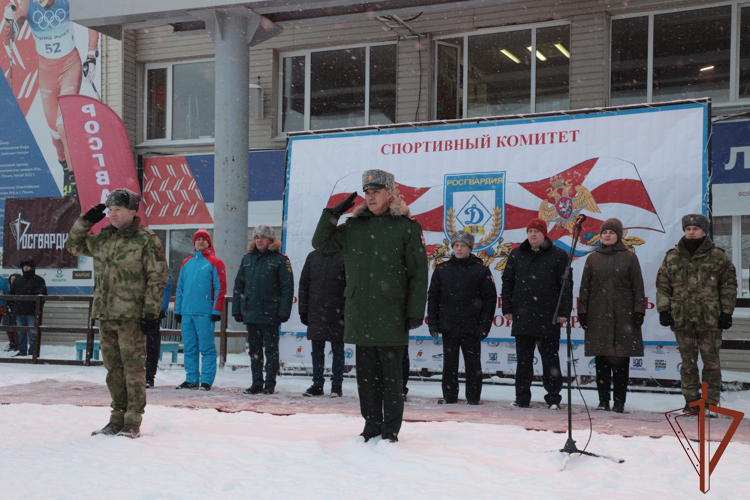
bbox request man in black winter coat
[298,250,346,398]
[10,257,47,357]
[428,231,496,405]
[501,219,571,409]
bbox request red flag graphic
[59,95,147,233]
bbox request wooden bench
[75,340,180,362]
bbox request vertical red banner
[58,95,146,232]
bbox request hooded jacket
[312,198,429,346]
[501,237,571,338]
[232,238,294,325]
[428,254,497,336]
[298,250,346,342]
[175,232,226,317]
[66,215,169,320]
[9,258,47,316]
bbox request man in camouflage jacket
[656,213,737,408]
[66,188,169,438]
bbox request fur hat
[253,224,276,240]
[526,218,548,237]
[20,257,36,269]
[450,230,475,249]
[682,213,709,234]
[193,228,212,247]
[599,218,623,242]
[105,188,140,211]
[362,169,395,191]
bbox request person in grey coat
[578,218,645,413]
[298,250,346,398]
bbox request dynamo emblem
[443,172,505,251]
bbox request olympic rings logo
[32,8,67,30]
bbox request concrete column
[212,11,250,304]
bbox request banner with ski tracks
[282,102,708,380]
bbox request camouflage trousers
[674,328,722,405]
[99,320,147,426]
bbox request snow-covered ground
[1,350,749,499]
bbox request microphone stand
[552,215,599,458]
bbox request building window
[434,23,570,120]
[144,60,215,143]
[611,5,745,107]
[713,215,750,298]
[279,43,397,134]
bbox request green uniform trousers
[356,345,405,437]
[99,320,147,426]
[674,328,722,404]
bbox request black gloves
[300,313,309,326]
[327,192,357,216]
[407,318,423,330]
[632,312,644,327]
[83,204,106,224]
[659,311,674,327]
[174,313,182,324]
[233,314,243,323]
[140,317,160,335]
[158,310,166,321]
[578,313,588,330]
[719,312,733,330]
[428,325,439,340]
[211,314,221,323]
[277,316,290,324]
[476,328,490,340]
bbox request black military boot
[244,385,263,394]
[146,378,155,389]
[91,422,123,436]
[330,385,343,398]
[117,425,141,439]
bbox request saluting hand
[327,192,357,216]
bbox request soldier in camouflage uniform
[66,188,169,438]
[656,213,737,410]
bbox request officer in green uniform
[66,188,169,439]
[313,169,428,442]
[232,225,294,395]
[656,213,737,411]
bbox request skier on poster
[3,0,100,197]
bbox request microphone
[575,214,587,226]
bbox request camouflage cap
[450,230,475,249]
[253,224,276,240]
[106,188,140,211]
[362,169,395,191]
[682,213,708,233]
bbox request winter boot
[117,425,141,439]
[511,400,529,408]
[146,378,155,389]
[330,385,343,398]
[262,387,275,395]
[596,401,610,411]
[438,398,457,404]
[360,432,380,443]
[382,433,399,443]
[199,383,211,391]
[611,401,625,414]
[91,422,123,436]
[175,381,199,390]
[467,401,480,406]
[303,385,324,397]
[244,385,263,395]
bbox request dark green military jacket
[656,236,737,331]
[232,238,294,325]
[312,199,429,346]
[66,216,169,320]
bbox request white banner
[283,103,708,381]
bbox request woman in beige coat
[578,218,645,413]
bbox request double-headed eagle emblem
[538,176,600,233]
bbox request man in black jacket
[501,219,571,409]
[298,250,346,398]
[428,231,496,405]
[10,257,47,357]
